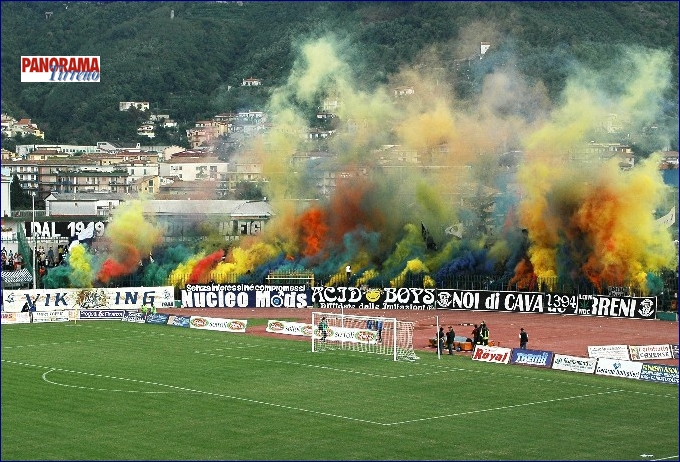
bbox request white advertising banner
[314,325,379,344]
[628,344,673,361]
[188,316,247,333]
[471,345,512,364]
[595,358,643,380]
[551,354,598,374]
[32,310,71,323]
[1,312,31,324]
[2,286,175,312]
[266,320,313,337]
[587,344,630,360]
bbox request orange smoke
[297,208,329,257]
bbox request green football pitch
[2,321,678,460]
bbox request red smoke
[328,177,383,241]
[188,249,225,284]
[508,258,537,291]
[97,244,141,283]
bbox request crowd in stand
[2,245,69,282]
[35,245,68,279]
[2,247,23,271]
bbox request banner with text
[266,320,313,337]
[587,345,630,361]
[471,345,512,364]
[551,354,598,374]
[32,310,70,323]
[311,286,436,310]
[594,358,643,380]
[628,344,673,361]
[510,348,553,368]
[167,315,191,328]
[313,325,379,344]
[1,312,31,324]
[181,284,310,308]
[639,363,679,384]
[435,289,656,319]
[188,316,247,332]
[2,286,175,312]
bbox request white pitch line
[193,349,399,378]
[3,333,157,350]
[194,347,456,379]
[1,359,664,427]
[651,456,680,461]
[42,369,173,394]
[3,359,383,425]
[385,389,627,426]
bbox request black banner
[310,287,436,310]
[435,289,656,319]
[179,284,656,320]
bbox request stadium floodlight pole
[31,192,36,290]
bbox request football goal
[311,311,418,361]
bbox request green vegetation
[2,321,678,460]
[2,2,677,147]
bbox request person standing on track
[437,326,445,354]
[446,326,455,355]
[471,324,480,345]
[519,327,529,349]
[479,321,489,346]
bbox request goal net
[311,311,418,361]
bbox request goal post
[311,311,418,361]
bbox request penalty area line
[384,389,626,426]
[4,359,385,425]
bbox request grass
[2,321,678,460]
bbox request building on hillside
[481,41,490,55]
[2,117,45,139]
[118,159,160,185]
[81,150,158,166]
[186,120,230,148]
[15,143,104,157]
[217,156,264,197]
[45,191,129,217]
[393,86,414,97]
[323,98,341,112]
[119,101,150,111]
[659,151,679,169]
[241,77,262,86]
[26,149,70,161]
[137,123,156,138]
[96,141,143,153]
[131,175,161,195]
[2,148,17,161]
[1,166,11,218]
[159,155,228,182]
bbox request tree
[233,181,264,200]
[10,174,32,210]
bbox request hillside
[1,1,678,147]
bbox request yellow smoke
[68,244,93,288]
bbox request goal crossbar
[311,311,418,361]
